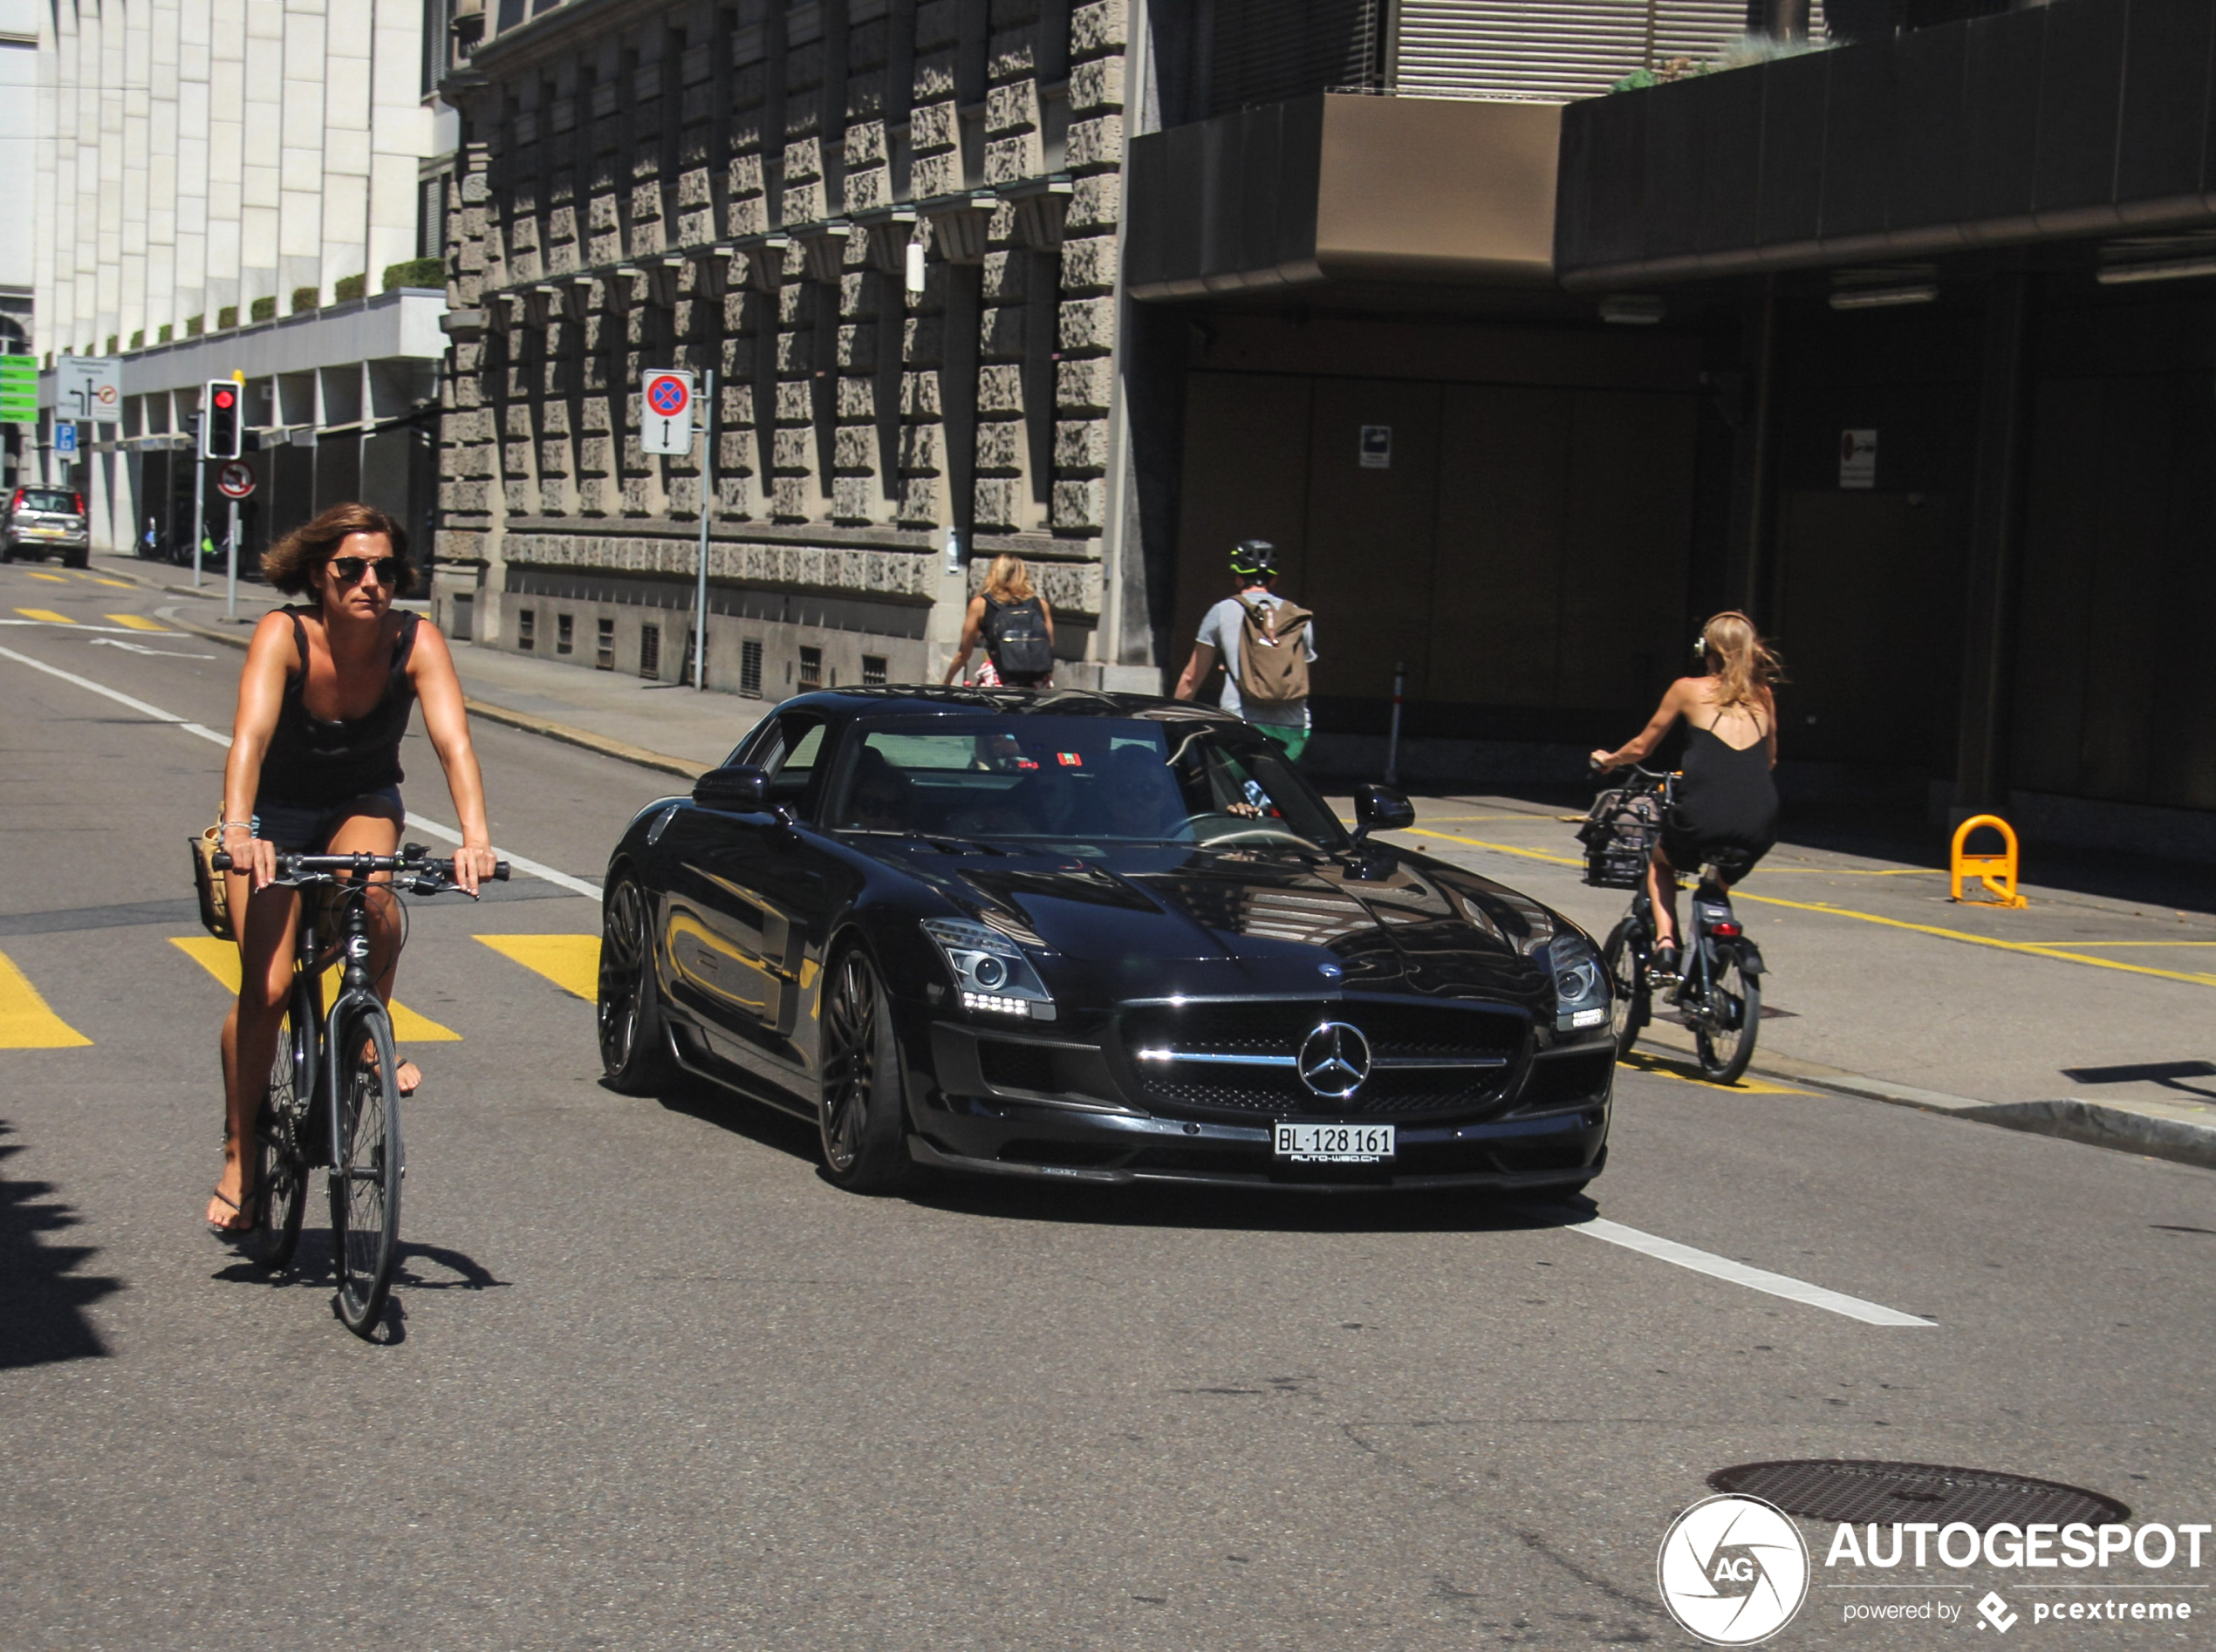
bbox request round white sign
[215,461,256,500]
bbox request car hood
[859,839,1559,999]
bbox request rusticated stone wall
[434,0,1132,686]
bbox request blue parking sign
[55,422,78,454]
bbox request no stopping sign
[641,371,695,455]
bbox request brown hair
[981,553,1035,605]
[261,502,415,597]
[1700,611,1784,712]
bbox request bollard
[1950,814,2027,907]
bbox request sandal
[207,1184,260,1238]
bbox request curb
[150,600,709,783]
[1638,1020,2216,1174]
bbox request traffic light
[201,379,241,459]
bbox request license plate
[1274,1122,1394,1163]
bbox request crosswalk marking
[477,935,599,1000]
[14,607,72,623]
[0,950,92,1048]
[104,613,169,631]
[168,936,462,1042]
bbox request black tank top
[1673,709,1778,850]
[257,608,421,806]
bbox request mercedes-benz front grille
[1120,999,1529,1118]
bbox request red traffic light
[213,388,236,408]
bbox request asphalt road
[3,563,2214,1651]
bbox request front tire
[1693,949,1761,1084]
[330,1005,402,1335]
[817,946,915,1193]
[599,875,680,1094]
[1602,918,1648,1062]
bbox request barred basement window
[556,612,574,655]
[596,617,615,671]
[639,623,660,679]
[798,645,823,689]
[517,609,536,651]
[740,638,763,698]
[862,654,887,686]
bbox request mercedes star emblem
[1296,1021,1371,1099]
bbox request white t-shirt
[1197,591,1317,728]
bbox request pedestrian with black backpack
[944,553,1057,688]
[1173,539,1317,761]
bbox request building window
[798,645,823,690]
[556,612,573,655]
[740,638,763,698]
[419,176,449,263]
[517,608,535,650]
[596,617,616,670]
[862,654,887,686]
[639,623,660,679]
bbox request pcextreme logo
[1659,1495,1813,1645]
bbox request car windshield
[828,714,1350,850]
[17,489,74,513]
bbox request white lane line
[0,642,602,904]
[1563,1216,1935,1327]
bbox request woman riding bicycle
[1590,611,1782,978]
[207,502,497,1236]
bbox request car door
[660,709,842,1094]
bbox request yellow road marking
[104,612,169,631]
[1618,1048,1805,1095]
[25,570,67,583]
[0,950,92,1048]
[79,574,133,587]
[168,936,462,1041]
[1407,828,2216,990]
[2015,939,2216,947]
[476,934,599,1000]
[14,607,72,623]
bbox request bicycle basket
[1577,787,1662,889]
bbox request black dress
[1661,709,1777,883]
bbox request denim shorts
[252,786,405,851]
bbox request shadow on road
[0,1117,123,1369]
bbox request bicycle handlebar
[212,845,511,888]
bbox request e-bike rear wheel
[1692,949,1761,1084]
[330,1004,403,1335]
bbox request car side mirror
[1350,783,1415,846]
[692,764,769,811]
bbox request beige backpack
[1235,597,1312,707]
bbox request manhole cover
[1708,1460,2131,1527]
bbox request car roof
[780,686,1250,727]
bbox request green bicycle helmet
[1229,538,1276,580]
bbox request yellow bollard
[1950,814,2028,907]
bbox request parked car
[597,688,1615,1198]
[2,487,91,567]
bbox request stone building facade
[435,0,1155,698]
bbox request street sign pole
[192,458,205,591]
[227,498,240,619]
[694,367,715,692]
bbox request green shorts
[1252,722,1310,763]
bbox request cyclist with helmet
[1173,540,1318,762]
[1590,611,1782,978]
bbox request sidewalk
[113,554,2216,1177]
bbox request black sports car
[596,687,1614,1195]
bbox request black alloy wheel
[598,876,677,1094]
[330,1007,402,1336]
[817,946,915,1193]
[1602,917,1648,1062]
[1693,947,1761,1084]
[243,995,314,1271]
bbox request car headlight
[921,918,1057,1021]
[1549,936,1610,1034]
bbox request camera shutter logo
[1656,1494,1809,1646]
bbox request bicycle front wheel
[1602,917,1649,1062]
[243,985,315,1271]
[1693,950,1761,1084]
[329,1004,403,1335]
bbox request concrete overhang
[41,289,451,405]
[1126,93,1562,301]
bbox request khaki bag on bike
[189,817,234,941]
[1234,597,1312,707]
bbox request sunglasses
[325,556,403,587]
